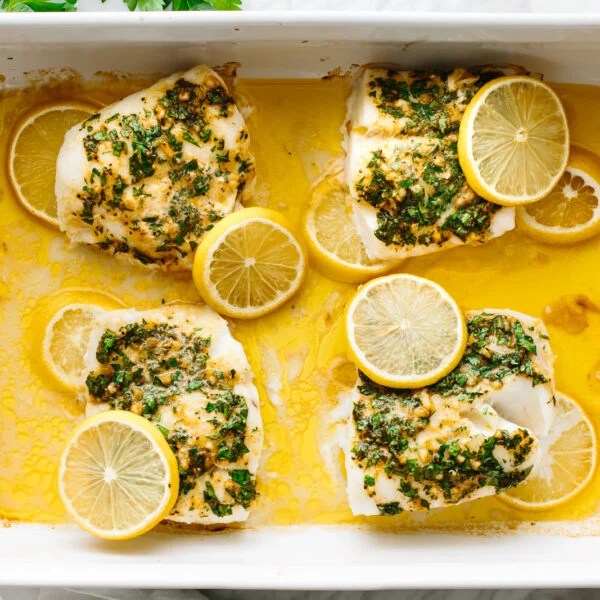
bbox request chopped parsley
[352,312,547,512]
[86,320,212,411]
[356,68,505,248]
[204,481,233,517]
[75,76,253,269]
[85,318,258,517]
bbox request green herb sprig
[2,0,240,12]
[1,0,76,11]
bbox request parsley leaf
[171,0,241,10]
[2,0,240,9]
[126,0,166,10]
[2,0,76,11]
[128,0,241,10]
[208,0,241,8]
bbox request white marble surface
[75,0,600,12]
[1,588,599,598]
[3,1,599,597]
[242,0,599,11]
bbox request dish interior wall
[2,40,600,84]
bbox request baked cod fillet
[344,309,555,515]
[345,66,524,261]
[56,65,254,271]
[81,303,262,525]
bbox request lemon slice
[303,172,399,283]
[500,392,597,511]
[58,410,179,540]
[8,102,98,227]
[458,76,569,206]
[42,303,107,391]
[516,146,600,244]
[344,274,467,388]
[36,289,126,391]
[193,207,307,319]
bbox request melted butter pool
[0,74,598,531]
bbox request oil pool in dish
[0,63,598,538]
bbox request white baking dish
[1,11,600,589]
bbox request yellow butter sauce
[0,74,598,530]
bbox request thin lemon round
[193,207,307,319]
[8,102,98,227]
[458,76,569,206]
[43,303,107,391]
[500,392,597,511]
[344,274,467,389]
[516,146,600,244]
[58,410,179,540]
[303,173,400,283]
[36,289,126,391]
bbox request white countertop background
[74,0,600,12]
[2,1,599,597]
[1,589,600,599]
[1,587,599,598]
[243,0,600,11]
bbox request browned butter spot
[543,294,599,334]
[589,361,600,391]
